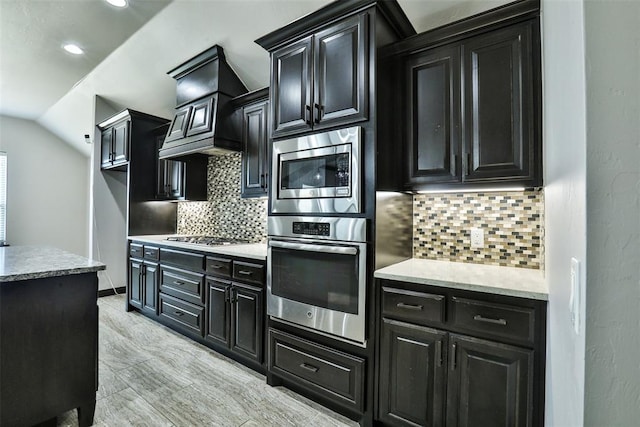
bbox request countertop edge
[128,236,267,261]
[1,265,106,283]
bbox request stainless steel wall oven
[267,216,367,345]
[270,126,362,214]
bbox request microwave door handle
[270,240,358,256]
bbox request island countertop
[0,246,106,283]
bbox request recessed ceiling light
[106,0,127,7]
[63,44,84,55]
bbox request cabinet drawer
[451,297,535,345]
[159,265,205,306]
[206,256,232,278]
[129,243,143,258]
[269,329,365,412]
[159,293,205,337]
[233,261,264,285]
[382,286,446,326]
[143,246,159,261]
[160,248,204,271]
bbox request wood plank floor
[57,294,357,427]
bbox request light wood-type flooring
[56,294,357,426]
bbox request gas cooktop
[165,236,251,246]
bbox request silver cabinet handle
[300,362,319,373]
[270,240,357,256]
[473,315,507,326]
[236,270,253,276]
[396,302,423,311]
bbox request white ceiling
[0,0,510,157]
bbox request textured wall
[583,1,640,425]
[413,191,544,269]
[177,152,267,242]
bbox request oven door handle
[270,240,358,256]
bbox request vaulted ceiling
[0,0,510,156]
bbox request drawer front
[159,293,205,337]
[129,243,143,258]
[160,248,204,271]
[143,246,159,261]
[233,261,265,285]
[382,286,446,326]
[451,297,535,345]
[269,329,365,412]
[160,265,205,305]
[206,256,232,278]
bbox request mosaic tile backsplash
[177,153,267,242]
[413,191,544,269]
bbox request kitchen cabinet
[152,123,208,201]
[128,243,159,316]
[398,18,541,190]
[233,88,270,198]
[100,118,130,170]
[376,279,546,427]
[269,13,368,138]
[206,257,265,365]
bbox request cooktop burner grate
[165,236,251,246]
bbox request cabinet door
[165,106,191,143]
[241,100,269,198]
[313,13,368,130]
[100,127,113,168]
[111,120,130,166]
[186,95,215,137]
[142,262,158,315]
[446,334,533,427]
[128,259,143,309]
[378,318,447,427]
[271,37,313,137]
[230,283,263,363]
[404,44,461,187]
[462,21,535,183]
[206,278,231,347]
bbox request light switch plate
[470,228,484,248]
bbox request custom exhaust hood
[159,45,248,160]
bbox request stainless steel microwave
[270,126,362,214]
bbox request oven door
[267,237,367,345]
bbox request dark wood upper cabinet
[164,105,191,143]
[100,118,130,170]
[241,99,269,198]
[271,37,313,137]
[462,22,534,183]
[404,44,461,187]
[446,334,534,427]
[270,13,368,138]
[396,16,541,190]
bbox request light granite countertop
[0,246,106,283]
[375,258,548,300]
[128,235,268,261]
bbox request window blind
[0,153,7,244]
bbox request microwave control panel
[292,222,330,236]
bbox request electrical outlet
[470,228,484,248]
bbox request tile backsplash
[413,191,544,269]
[177,153,267,242]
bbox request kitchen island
[0,246,105,427]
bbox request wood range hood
[159,45,248,160]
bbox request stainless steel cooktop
[165,236,251,246]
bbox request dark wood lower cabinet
[446,334,533,427]
[129,259,143,310]
[129,259,158,316]
[378,318,447,427]
[376,279,545,427]
[205,278,264,365]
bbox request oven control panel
[292,222,330,236]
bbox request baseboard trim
[98,287,126,298]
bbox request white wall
[0,115,89,256]
[90,96,127,292]
[541,0,587,425]
[583,1,640,425]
